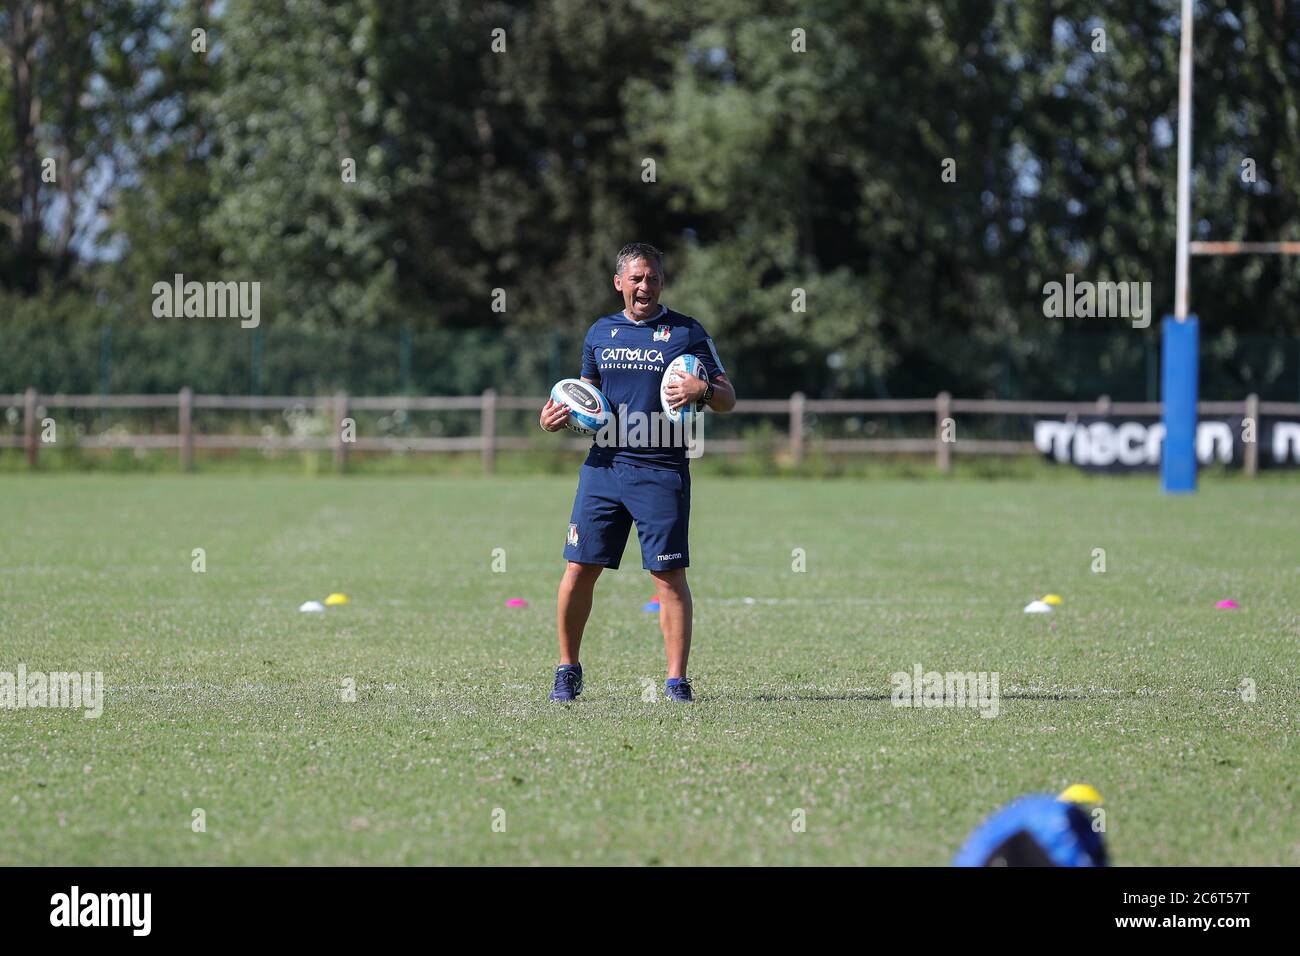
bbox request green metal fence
[4,318,1299,403]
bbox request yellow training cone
[324,593,350,607]
[1059,783,1103,805]
[1042,594,1063,606]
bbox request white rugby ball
[549,378,612,435]
[660,354,707,426]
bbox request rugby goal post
[1164,0,1300,493]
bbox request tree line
[3,0,1299,399]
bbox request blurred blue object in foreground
[953,793,1107,867]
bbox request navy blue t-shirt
[580,306,727,470]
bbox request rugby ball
[549,378,612,436]
[660,354,707,426]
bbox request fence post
[935,391,951,473]
[789,392,805,465]
[1244,393,1259,478]
[179,387,194,472]
[23,387,38,469]
[481,388,497,475]
[333,390,349,472]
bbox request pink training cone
[506,598,529,608]
[1215,599,1239,609]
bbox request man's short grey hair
[615,242,664,277]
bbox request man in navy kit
[539,243,736,703]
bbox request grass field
[1,473,1296,865]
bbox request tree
[0,0,172,291]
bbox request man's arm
[664,371,736,413]
[680,324,733,412]
[540,397,569,431]
[542,332,600,432]
[702,373,736,413]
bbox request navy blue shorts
[563,458,691,571]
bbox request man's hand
[663,372,708,410]
[539,398,570,432]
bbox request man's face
[614,257,663,321]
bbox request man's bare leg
[651,567,692,678]
[557,561,603,664]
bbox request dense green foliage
[3,1,1300,398]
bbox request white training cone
[1023,600,1053,614]
[299,600,326,613]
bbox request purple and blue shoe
[664,677,694,703]
[549,664,583,702]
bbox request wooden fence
[3,388,1296,475]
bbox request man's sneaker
[664,677,694,703]
[549,664,583,702]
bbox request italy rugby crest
[653,324,672,342]
[567,523,579,547]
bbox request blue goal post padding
[1160,315,1199,494]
